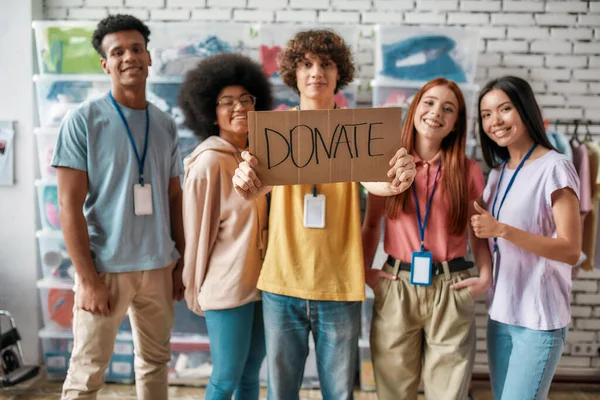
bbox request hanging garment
[571,143,593,222]
[551,129,573,161]
[380,35,467,82]
[260,45,282,78]
[581,141,600,270]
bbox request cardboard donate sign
[248,107,403,185]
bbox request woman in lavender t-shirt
[471,76,581,400]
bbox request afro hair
[278,29,355,95]
[178,53,273,139]
[92,14,151,58]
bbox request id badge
[410,251,432,286]
[492,249,500,286]
[304,194,326,228]
[133,183,153,216]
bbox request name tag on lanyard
[490,143,537,283]
[109,91,152,217]
[134,183,153,215]
[304,185,325,228]
[410,161,442,287]
[411,251,433,286]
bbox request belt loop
[393,259,401,276]
[442,261,451,281]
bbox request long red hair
[385,78,469,236]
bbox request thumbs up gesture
[471,201,505,239]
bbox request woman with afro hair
[179,52,273,400]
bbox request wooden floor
[1,374,600,399]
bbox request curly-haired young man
[233,29,416,400]
[52,14,185,400]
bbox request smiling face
[215,85,255,143]
[295,52,339,103]
[100,30,151,89]
[413,84,459,143]
[480,88,528,148]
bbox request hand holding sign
[387,148,416,194]
[471,201,505,239]
[233,151,273,200]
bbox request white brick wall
[207,0,244,7]
[503,1,545,12]
[276,10,316,23]
[191,8,231,20]
[86,0,122,6]
[460,0,501,12]
[43,0,600,378]
[150,8,191,20]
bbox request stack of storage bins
[33,21,136,383]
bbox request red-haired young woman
[362,78,493,399]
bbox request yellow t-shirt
[257,182,365,301]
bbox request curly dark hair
[178,53,273,139]
[92,14,151,58]
[278,29,355,95]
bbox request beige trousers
[370,260,475,400]
[61,262,175,400]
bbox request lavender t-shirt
[483,150,580,331]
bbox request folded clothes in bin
[42,27,103,74]
[380,35,467,83]
[154,35,243,76]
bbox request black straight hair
[477,76,555,168]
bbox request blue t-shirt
[51,93,182,273]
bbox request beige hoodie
[182,136,268,315]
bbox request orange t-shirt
[384,152,484,263]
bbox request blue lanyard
[491,144,537,251]
[412,160,442,252]
[109,91,149,185]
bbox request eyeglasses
[216,94,257,110]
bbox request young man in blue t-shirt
[52,14,185,400]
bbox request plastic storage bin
[34,74,110,128]
[172,299,208,336]
[257,25,360,79]
[34,75,190,129]
[259,336,319,389]
[361,286,374,340]
[359,339,375,391]
[371,79,480,133]
[35,128,59,181]
[37,230,74,281]
[374,25,479,84]
[147,76,186,127]
[40,328,134,383]
[272,79,360,111]
[147,22,256,77]
[168,335,212,386]
[36,180,61,231]
[37,278,131,332]
[33,21,101,75]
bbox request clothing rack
[546,119,600,126]
[545,119,600,144]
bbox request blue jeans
[262,292,360,400]
[487,318,567,400]
[204,301,265,400]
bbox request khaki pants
[370,260,475,400]
[61,262,175,400]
